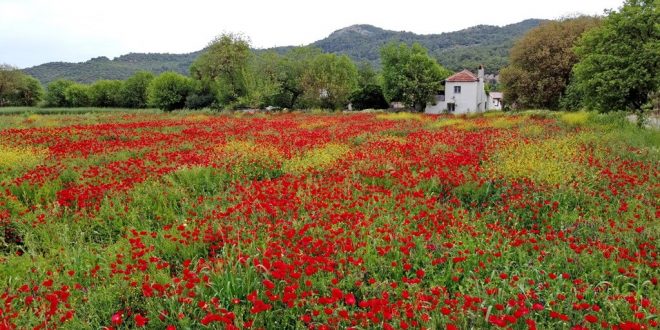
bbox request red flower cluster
[0,113,656,329]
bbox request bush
[45,80,75,107]
[148,72,193,111]
[185,80,216,109]
[0,65,43,107]
[185,93,216,110]
[121,71,154,108]
[349,84,389,110]
[89,80,123,107]
[13,76,43,106]
[64,84,92,107]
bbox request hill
[24,52,201,85]
[24,19,543,85]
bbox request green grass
[0,107,161,115]
[0,111,657,329]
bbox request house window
[447,103,456,112]
[454,86,461,94]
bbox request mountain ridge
[24,19,544,85]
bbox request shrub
[148,72,193,111]
[63,83,92,107]
[349,84,389,110]
[121,71,154,108]
[12,76,43,106]
[89,80,123,107]
[0,66,43,107]
[185,80,216,109]
[45,80,75,107]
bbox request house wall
[488,95,503,110]
[425,95,446,114]
[446,81,480,114]
[425,67,489,115]
[476,67,486,113]
[425,82,479,114]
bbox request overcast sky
[0,0,624,68]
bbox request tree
[237,51,283,109]
[89,80,123,107]
[500,16,601,109]
[190,33,251,107]
[185,79,217,109]
[349,62,388,110]
[568,0,659,112]
[0,65,43,106]
[350,84,389,110]
[356,62,381,88]
[14,76,43,106]
[64,83,91,107]
[0,65,23,106]
[121,71,154,108]
[45,80,75,107]
[273,47,321,109]
[148,72,193,111]
[299,53,358,109]
[381,43,452,112]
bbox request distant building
[488,92,503,111]
[390,102,406,110]
[425,65,502,114]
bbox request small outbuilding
[488,92,503,111]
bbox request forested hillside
[24,19,543,84]
[24,52,201,85]
[309,19,543,72]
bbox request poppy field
[0,110,658,329]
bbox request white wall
[488,95,503,110]
[425,82,480,114]
[425,70,489,115]
[425,95,446,114]
[446,82,480,114]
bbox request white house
[488,92,503,111]
[425,65,502,114]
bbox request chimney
[478,65,485,81]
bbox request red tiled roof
[446,69,478,82]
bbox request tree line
[4,0,654,113]
[501,0,658,112]
[1,34,451,112]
